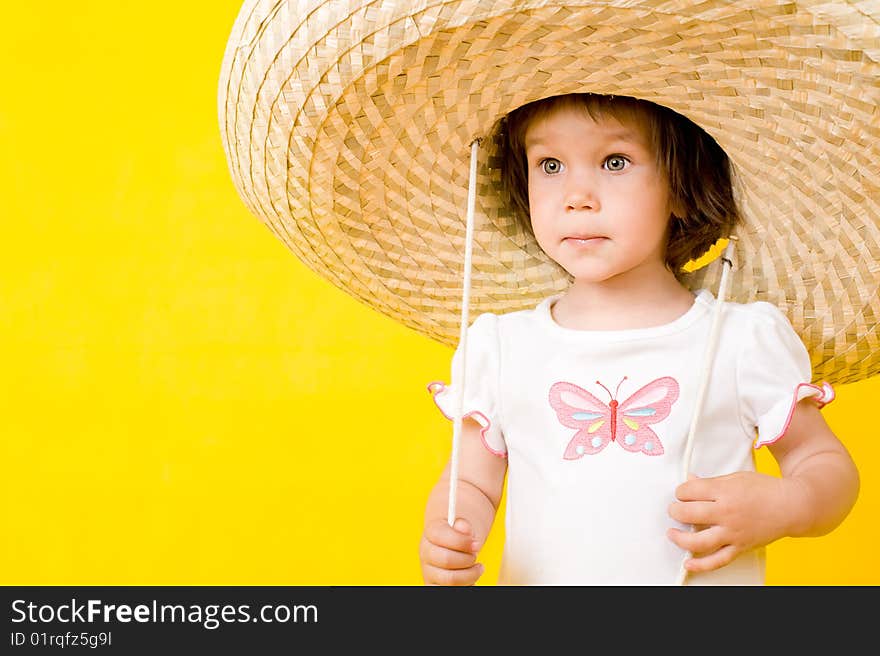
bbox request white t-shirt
[429,289,834,585]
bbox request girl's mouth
[564,236,606,246]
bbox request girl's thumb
[453,518,473,536]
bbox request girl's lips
[564,236,606,244]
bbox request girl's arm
[667,398,859,573]
[419,417,508,585]
[765,397,860,537]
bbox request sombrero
[218,0,879,386]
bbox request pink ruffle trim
[426,381,507,458]
[754,381,835,449]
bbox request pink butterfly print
[548,376,679,459]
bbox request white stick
[447,138,481,527]
[675,238,736,585]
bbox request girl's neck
[551,268,696,331]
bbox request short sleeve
[426,312,506,457]
[736,302,835,449]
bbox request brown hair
[494,93,741,276]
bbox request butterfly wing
[615,376,679,456]
[548,382,614,459]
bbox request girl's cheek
[527,182,541,205]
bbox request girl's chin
[563,268,616,283]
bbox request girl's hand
[419,517,484,586]
[666,471,804,573]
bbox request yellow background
[1,2,876,585]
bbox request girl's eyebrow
[524,134,551,148]
[602,127,643,142]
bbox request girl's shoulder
[719,297,794,331]
[719,297,807,360]
[468,295,555,334]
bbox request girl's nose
[565,191,597,212]
[564,171,598,211]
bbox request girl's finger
[674,476,716,502]
[422,562,484,587]
[452,518,473,535]
[421,541,478,570]
[683,544,738,573]
[423,519,478,553]
[667,524,725,555]
[668,500,716,526]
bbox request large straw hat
[218,0,879,385]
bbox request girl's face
[525,105,675,286]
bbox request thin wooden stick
[447,139,481,527]
[676,237,736,585]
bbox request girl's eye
[604,155,629,172]
[540,158,563,175]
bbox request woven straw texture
[219,0,880,385]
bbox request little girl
[419,93,860,585]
